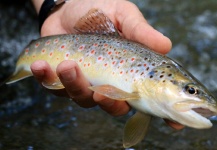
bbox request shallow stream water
[0,0,217,149]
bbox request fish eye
[185,85,198,95]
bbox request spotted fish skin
[15,34,170,90]
[5,9,217,148]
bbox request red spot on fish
[41,49,46,53]
[93,43,98,47]
[32,55,35,58]
[35,43,40,48]
[104,63,108,67]
[45,40,51,45]
[98,56,102,60]
[104,43,108,47]
[84,64,86,67]
[49,52,53,57]
[120,60,124,64]
[79,58,83,62]
[130,69,134,73]
[79,45,85,51]
[131,58,135,61]
[65,53,69,57]
[25,48,29,54]
[123,49,127,53]
[108,51,112,55]
[112,61,116,65]
[61,45,65,49]
[76,38,79,41]
[144,64,147,67]
[54,38,59,43]
[91,50,95,54]
[88,63,90,67]
[120,71,123,74]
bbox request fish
[4,9,217,148]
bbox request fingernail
[59,68,77,82]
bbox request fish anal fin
[89,85,140,100]
[74,9,119,36]
[123,112,151,148]
[5,69,32,84]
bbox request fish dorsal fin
[74,9,119,36]
[123,112,151,148]
[89,85,140,100]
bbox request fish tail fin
[3,68,32,85]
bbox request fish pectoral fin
[173,100,204,112]
[5,69,32,84]
[89,85,140,100]
[123,112,151,148]
[74,9,120,36]
[42,79,65,90]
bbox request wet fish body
[5,9,217,148]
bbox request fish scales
[18,34,170,91]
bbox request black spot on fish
[168,74,172,77]
[167,66,171,68]
[152,63,155,66]
[160,75,164,78]
[146,67,149,71]
[161,71,165,74]
[150,75,153,78]
[137,64,142,67]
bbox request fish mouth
[173,101,217,128]
[192,107,217,118]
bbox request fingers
[56,60,97,108]
[115,1,172,54]
[31,60,69,97]
[164,119,185,130]
[30,60,57,83]
[93,93,131,116]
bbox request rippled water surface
[0,0,217,149]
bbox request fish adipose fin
[74,9,120,36]
[89,85,140,100]
[123,112,151,148]
[5,69,32,84]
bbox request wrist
[31,0,44,14]
[31,0,68,32]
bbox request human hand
[31,0,183,130]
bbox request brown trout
[5,9,217,148]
